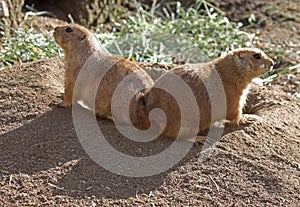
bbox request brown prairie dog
[131,48,274,139]
[54,23,153,120]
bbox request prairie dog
[131,48,274,139]
[54,23,153,120]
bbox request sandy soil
[0,0,300,206]
[0,57,299,206]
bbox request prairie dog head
[54,23,101,55]
[231,48,274,79]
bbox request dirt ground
[1,0,300,206]
[0,58,299,206]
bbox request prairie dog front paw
[58,101,72,108]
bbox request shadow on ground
[0,105,214,199]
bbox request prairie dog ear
[234,52,253,69]
[233,53,243,68]
[80,34,87,43]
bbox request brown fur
[54,23,153,119]
[131,48,274,139]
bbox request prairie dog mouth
[260,64,266,70]
[269,65,274,72]
[260,63,273,72]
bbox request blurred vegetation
[0,0,253,66]
[0,26,61,67]
[98,0,253,63]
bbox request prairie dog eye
[253,54,261,59]
[65,27,73,33]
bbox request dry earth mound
[0,58,299,206]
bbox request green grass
[99,0,253,63]
[0,0,254,69]
[0,26,62,69]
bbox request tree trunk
[22,0,134,29]
[56,0,133,28]
[0,0,24,29]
